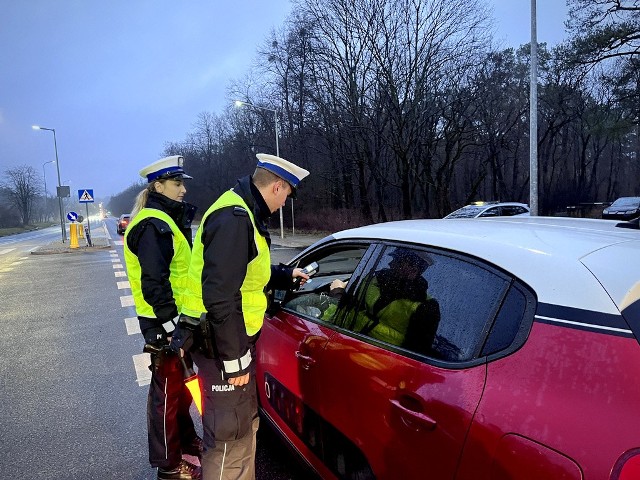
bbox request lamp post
[33,126,66,242]
[234,100,285,239]
[529,0,538,216]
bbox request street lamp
[234,100,285,239]
[33,125,66,242]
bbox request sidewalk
[269,231,327,248]
[31,224,112,255]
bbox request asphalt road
[0,221,317,480]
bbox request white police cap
[139,155,192,183]
[255,153,309,188]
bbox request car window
[611,197,640,207]
[502,206,527,216]
[445,206,485,218]
[336,246,512,363]
[279,245,371,321]
[479,207,500,217]
[480,284,528,356]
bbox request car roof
[329,216,640,314]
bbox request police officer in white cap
[123,155,202,480]
[171,153,310,480]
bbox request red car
[257,217,640,480]
[117,214,130,235]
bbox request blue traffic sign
[78,189,94,203]
[67,211,78,222]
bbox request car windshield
[445,206,486,218]
[611,197,640,207]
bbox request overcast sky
[0,0,568,200]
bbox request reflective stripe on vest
[123,208,191,318]
[181,190,270,336]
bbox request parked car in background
[602,196,640,220]
[258,216,640,480]
[117,214,131,235]
[444,201,529,219]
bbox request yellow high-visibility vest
[181,190,270,336]
[124,208,191,318]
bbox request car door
[256,242,375,476]
[317,244,516,480]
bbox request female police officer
[123,155,202,480]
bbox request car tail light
[612,450,640,480]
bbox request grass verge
[0,223,56,238]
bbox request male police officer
[124,155,202,480]
[172,153,310,480]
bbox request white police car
[444,201,529,218]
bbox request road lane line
[115,270,127,277]
[125,317,141,335]
[0,248,16,255]
[133,353,152,386]
[120,295,134,307]
[111,258,120,263]
[113,263,124,269]
[114,240,124,246]
[117,281,130,289]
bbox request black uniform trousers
[148,349,199,469]
[192,338,259,480]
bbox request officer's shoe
[182,436,204,459]
[157,460,202,480]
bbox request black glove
[142,326,167,347]
[169,320,194,353]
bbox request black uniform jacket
[199,175,294,377]
[126,191,196,341]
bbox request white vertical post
[530,0,539,216]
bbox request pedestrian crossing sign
[78,189,94,203]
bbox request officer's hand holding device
[293,261,319,290]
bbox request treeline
[108,0,639,229]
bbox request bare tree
[2,165,41,225]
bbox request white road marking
[113,263,123,269]
[0,248,16,255]
[114,240,124,246]
[120,295,134,307]
[111,258,119,263]
[110,254,119,258]
[133,353,152,386]
[117,281,130,289]
[115,270,127,277]
[125,317,141,335]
